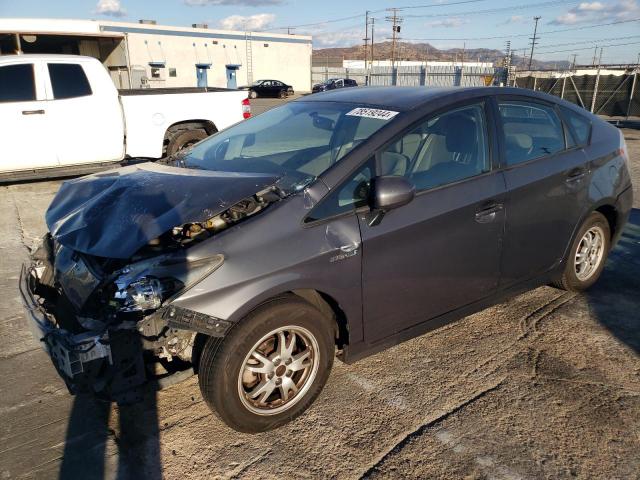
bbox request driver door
[359,101,506,343]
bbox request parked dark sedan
[312,77,358,93]
[22,87,632,433]
[246,79,293,98]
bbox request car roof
[297,86,554,112]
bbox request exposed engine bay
[143,188,281,256]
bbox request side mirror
[371,176,415,211]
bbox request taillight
[242,98,251,119]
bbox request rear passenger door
[359,100,506,343]
[0,60,58,171]
[495,96,589,287]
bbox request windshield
[182,101,398,193]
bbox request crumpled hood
[46,162,280,259]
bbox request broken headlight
[110,254,224,313]
[114,276,182,312]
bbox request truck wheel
[553,211,611,292]
[198,295,335,433]
[166,129,207,157]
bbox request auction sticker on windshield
[346,107,399,120]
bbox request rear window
[498,101,566,166]
[561,106,592,145]
[0,64,36,103]
[48,63,92,99]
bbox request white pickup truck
[0,54,251,181]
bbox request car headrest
[443,115,477,154]
[507,133,533,150]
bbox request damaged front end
[21,234,228,404]
[20,163,283,404]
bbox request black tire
[278,89,287,99]
[249,90,258,99]
[166,129,207,157]
[198,295,335,433]
[553,211,611,292]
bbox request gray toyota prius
[21,86,633,432]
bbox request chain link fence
[513,73,639,117]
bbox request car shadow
[585,207,640,354]
[58,381,162,479]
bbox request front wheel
[553,211,611,291]
[249,90,257,99]
[198,296,335,433]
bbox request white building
[0,18,312,91]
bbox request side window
[336,80,344,87]
[47,63,92,99]
[561,106,592,146]
[379,103,490,192]
[498,100,565,165]
[0,64,36,103]
[305,159,375,223]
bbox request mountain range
[313,41,570,70]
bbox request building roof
[0,18,312,44]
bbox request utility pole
[528,16,541,70]
[570,53,577,71]
[592,45,598,66]
[370,18,375,67]
[386,8,402,70]
[597,47,603,67]
[363,11,370,66]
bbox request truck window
[47,63,92,100]
[0,64,36,103]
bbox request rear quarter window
[560,106,592,146]
[48,63,92,99]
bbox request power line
[401,17,640,41]
[258,0,492,32]
[402,0,581,19]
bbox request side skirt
[340,271,558,364]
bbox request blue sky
[1,0,639,64]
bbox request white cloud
[426,17,469,28]
[219,13,276,30]
[312,29,362,48]
[95,0,126,17]
[186,0,283,5]
[501,15,527,24]
[550,0,639,25]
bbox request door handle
[565,168,586,183]
[22,109,45,115]
[475,203,503,223]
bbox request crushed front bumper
[20,264,112,379]
[19,264,147,403]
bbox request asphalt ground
[0,98,638,479]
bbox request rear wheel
[166,129,207,157]
[553,211,610,291]
[198,296,335,433]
